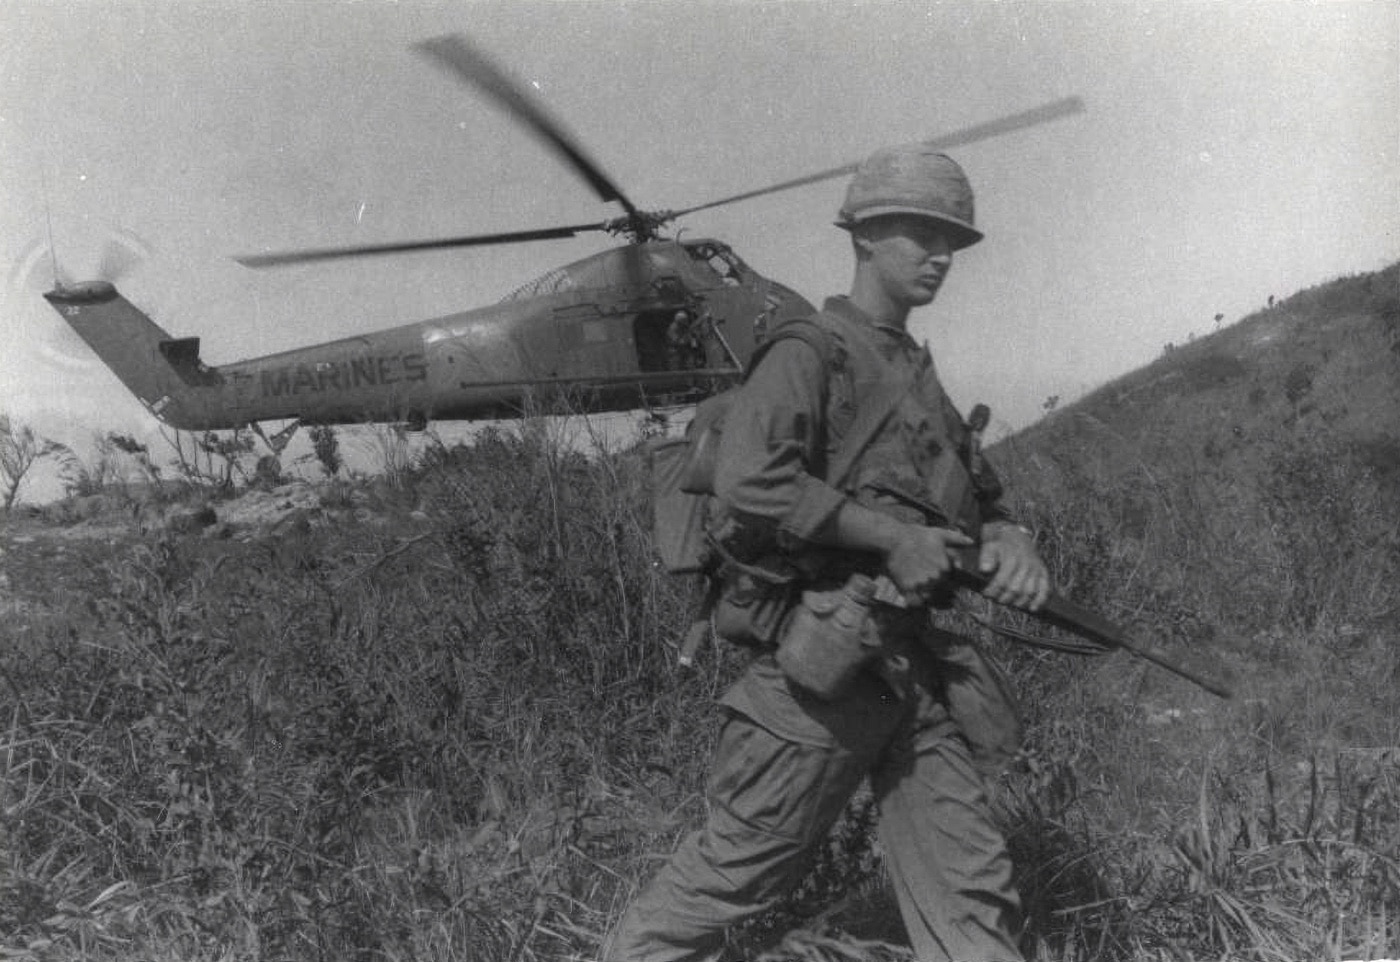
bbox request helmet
[836,144,983,250]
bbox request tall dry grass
[3,267,1398,959]
[3,418,712,960]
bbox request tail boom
[44,281,221,429]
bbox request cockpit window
[499,254,618,302]
[684,242,748,286]
[501,266,578,302]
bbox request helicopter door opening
[634,309,708,373]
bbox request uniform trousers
[601,649,1024,962]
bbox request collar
[822,296,925,354]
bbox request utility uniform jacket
[711,296,1022,751]
[713,295,1012,588]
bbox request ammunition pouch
[712,569,795,648]
[699,508,801,648]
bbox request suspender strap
[826,370,915,489]
[755,313,916,491]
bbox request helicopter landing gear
[249,418,302,455]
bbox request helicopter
[44,35,1082,434]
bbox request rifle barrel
[949,550,1235,699]
[1035,593,1235,699]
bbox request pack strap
[743,317,834,380]
[970,613,1114,656]
[755,312,917,490]
[827,371,916,489]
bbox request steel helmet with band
[836,144,983,250]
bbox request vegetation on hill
[1,264,1397,960]
[979,262,1399,958]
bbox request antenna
[41,169,63,291]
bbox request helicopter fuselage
[45,238,815,431]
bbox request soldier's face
[857,215,953,307]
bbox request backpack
[648,312,917,664]
[649,319,836,578]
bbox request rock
[167,503,218,534]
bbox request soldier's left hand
[978,524,1051,611]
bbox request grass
[1,263,1398,960]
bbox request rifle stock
[948,546,1236,699]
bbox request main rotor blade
[416,34,640,220]
[671,96,1085,219]
[233,222,606,269]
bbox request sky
[2,0,1397,485]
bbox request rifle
[940,544,1236,699]
[869,424,1236,699]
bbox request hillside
[992,262,1399,638]
[975,263,1400,956]
[1,264,1397,961]
[1003,261,1399,493]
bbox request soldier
[604,145,1051,962]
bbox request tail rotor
[9,227,155,370]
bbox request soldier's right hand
[885,526,975,605]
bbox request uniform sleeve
[712,338,848,543]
